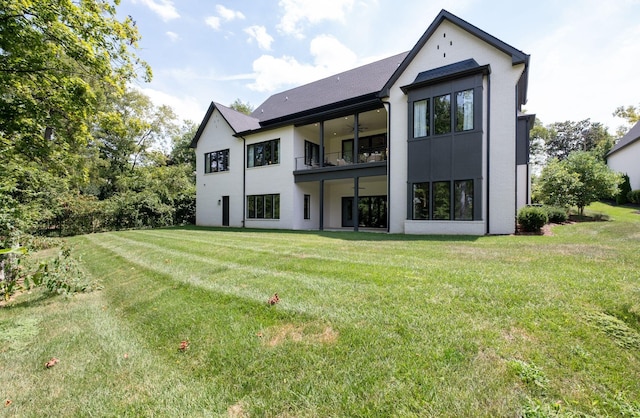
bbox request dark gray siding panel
[453,134,482,178]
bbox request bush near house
[517,206,548,232]
[628,190,640,204]
[543,206,568,224]
[617,174,632,205]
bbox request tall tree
[92,89,179,198]
[545,119,612,161]
[613,104,640,137]
[538,151,621,215]
[0,0,150,234]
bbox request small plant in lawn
[24,246,100,297]
[508,359,549,390]
[517,206,548,232]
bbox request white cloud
[247,35,358,92]
[277,0,356,38]
[216,5,246,21]
[205,5,246,31]
[137,86,206,123]
[244,26,274,51]
[205,16,221,30]
[131,0,179,21]
[166,31,179,42]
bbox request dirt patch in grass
[503,326,536,343]
[263,323,338,347]
[227,401,246,417]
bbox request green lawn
[2,203,639,417]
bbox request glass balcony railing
[295,149,387,171]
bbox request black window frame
[304,141,320,166]
[204,149,230,173]
[247,139,280,168]
[247,194,280,219]
[411,180,475,221]
[303,194,311,220]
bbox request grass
[1,202,639,417]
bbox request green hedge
[517,206,548,233]
[628,190,640,204]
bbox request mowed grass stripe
[80,233,395,322]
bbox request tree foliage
[538,151,621,215]
[230,98,254,115]
[0,0,151,169]
[544,119,613,161]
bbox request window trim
[247,194,280,219]
[247,139,280,168]
[204,149,230,174]
[411,180,475,221]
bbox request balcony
[295,149,387,171]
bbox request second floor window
[247,139,280,168]
[205,149,229,173]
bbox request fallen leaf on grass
[179,340,189,351]
[267,293,280,305]
[45,357,59,368]
[4,399,11,407]
[123,353,129,359]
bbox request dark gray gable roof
[608,120,640,156]
[382,9,530,105]
[252,52,409,126]
[190,102,260,148]
[400,59,490,93]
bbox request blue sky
[117,0,640,133]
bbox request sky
[116,0,640,133]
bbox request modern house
[191,9,534,235]
[607,121,640,190]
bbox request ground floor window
[342,195,387,228]
[411,180,474,221]
[304,194,311,219]
[247,194,280,219]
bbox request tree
[91,89,179,198]
[169,120,198,171]
[0,0,151,165]
[538,151,621,215]
[613,104,640,125]
[613,104,639,137]
[230,99,254,115]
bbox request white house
[607,121,640,190]
[191,10,534,235]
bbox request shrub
[628,190,640,204]
[617,174,632,205]
[544,206,568,224]
[517,206,548,233]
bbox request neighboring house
[191,9,534,235]
[607,121,640,190]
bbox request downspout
[382,100,391,233]
[486,73,491,235]
[242,136,246,228]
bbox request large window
[455,89,474,132]
[204,149,229,173]
[412,88,476,138]
[247,139,280,168]
[412,180,474,221]
[413,100,429,138]
[434,94,451,135]
[304,141,320,166]
[412,182,429,220]
[454,180,473,220]
[247,194,280,219]
[432,181,451,220]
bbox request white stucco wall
[386,20,525,235]
[244,127,295,230]
[608,141,640,190]
[195,109,245,227]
